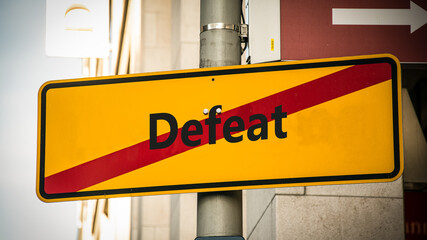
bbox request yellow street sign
[37,54,403,202]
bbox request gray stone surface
[246,188,276,235]
[246,186,306,238]
[275,186,305,195]
[275,195,404,240]
[306,177,403,198]
[247,198,276,240]
[170,193,197,240]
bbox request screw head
[216,108,222,114]
[203,109,209,115]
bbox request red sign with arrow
[280,0,427,62]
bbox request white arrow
[332,1,427,33]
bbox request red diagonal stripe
[44,63,391,194]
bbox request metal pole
[197,0,243,239]
[200,0,241,68]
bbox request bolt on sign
[37,54,403,202]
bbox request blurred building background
[1,0,426,239]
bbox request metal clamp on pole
[200,23,248,43]
[201,23,241,33]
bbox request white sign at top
[46,0,109,58]
[332,1,427,34]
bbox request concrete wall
[247,179,404,240]
[171,0,200,70]
[144,196,171,240]
[140,0,172,72]
[170,194,197,240]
